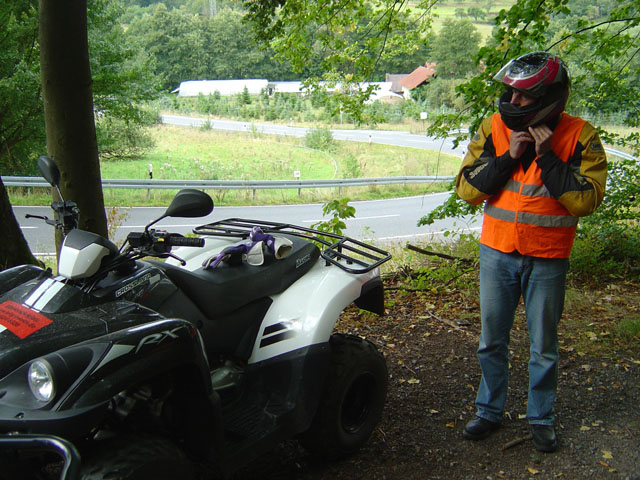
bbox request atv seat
[148,234,320,318]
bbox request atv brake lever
[165,252,186,266]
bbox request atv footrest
[223,397,291,439]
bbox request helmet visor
[493,55,559,97]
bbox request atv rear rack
[194,218,391,274]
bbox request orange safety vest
[481,113,586,258]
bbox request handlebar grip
[168,236,205,248]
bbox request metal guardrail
[2,147,634,190]
[2,175,455,190]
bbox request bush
[570,157,640,280]
[96,115,155,161]
[305,127,335,151]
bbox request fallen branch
[406,244,473,264]
[500,434,533,451]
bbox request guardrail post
[147,164,153,200]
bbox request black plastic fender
[0,264,49,297]
[65,317,213,409]
[0,318,217,444]
[354,277,386,315]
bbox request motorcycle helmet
[494,52,571,131]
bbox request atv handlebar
[24,200,79,236]
[125,230,204,266]
[166,236,205,248]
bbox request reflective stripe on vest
[485,203,579,227]
[480,113,586,258]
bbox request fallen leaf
[445,421,455,428]
[602,450,613,459]
[527,467,539,475]
[580,426,591,431]
[581,364,592,371]
[407,378,420,384]
[600,461,610,467]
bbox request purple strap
[204,227,276,269]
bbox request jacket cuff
[497,152,519,173]
[535,151,561,172]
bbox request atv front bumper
[0,433,80,480]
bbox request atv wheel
[300,333,388,458]
[80,435,194,480]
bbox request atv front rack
[0,434,81,480]
[193,218,391,274]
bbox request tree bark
[0,178,43,270]
[39,0,107,239]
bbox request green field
[9,124,461,207]
[431,1,516,42]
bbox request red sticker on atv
[0,301,53,339]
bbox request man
[456,52,607,452]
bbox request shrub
[570,157,640,280]
[305,127,335,151]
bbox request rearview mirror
[37,156,60,188]
[164,189,214,218]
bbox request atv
[0,156,391,479]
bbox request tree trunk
[0,178,43,270]
[38,0,107,239]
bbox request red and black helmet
[494,52,571,131]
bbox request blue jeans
[475,244,569,425]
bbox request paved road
[15,195,482,255]
[16,118,479,254]
[161,114,469,157]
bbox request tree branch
[406,243,474,264]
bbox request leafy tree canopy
[0,0,44,174]
[243,0,437,123]
[0,0,161,174]
[431,18,481,78]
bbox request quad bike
[0,156,391,479]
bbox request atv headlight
[28,359,55,402]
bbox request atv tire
[79,434,194,480]
[299,333,388,458]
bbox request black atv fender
[0,318,221,454]
[66,317,223,456]
[354,277,385,315]
[63,317,213,410]
[0,264,50,297]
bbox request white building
[173,79,269,97]
[173,79,403,102]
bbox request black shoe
[463,416,500,440]
[531,424,558,452]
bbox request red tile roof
[400,63,436,90]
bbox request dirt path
[231,280,640,480]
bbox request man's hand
[509,130,534,159]
[528,124,554,156]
